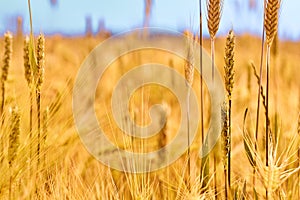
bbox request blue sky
[0,0,299,40]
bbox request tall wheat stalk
[36,34,45,167]
[264,0,280,198]
[184,32,195,191]
[221,102,229,199]
[224,30,235,196]
[1,32,13,120]
[198,0,205,172]
[23,36,34,167]
[205,0,223,194]
[199,1,209,192]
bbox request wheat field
[0,0,300,199]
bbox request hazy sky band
[0,0,299,40]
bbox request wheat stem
[206,1,223,194]
[224,30,235,194]
[184,33,194,191]
[36,34,45,168]
[264,1,280,198]
[221,102,229,199]
[254,1,267,193]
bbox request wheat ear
[207,0,223,83]
[224,30,235,194]
[23,36,35,167]
[36,34,45,167]
[207,0,222,39]
[1,32,13,118]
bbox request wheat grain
[184,35,194,86]
[224,30,235,98]
[36,34,45,89]
[264,0,281,46]
[24,36,32,87]
[207,0,223,39]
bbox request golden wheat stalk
[264,2,281,198]
[199,0,204,146]
[254,1,267,193]
[36,34,45,167]
[184,32,195,191]
[24,36,32,87]
[23,36,35,166]
[1,32,13,117]
[184,34,195,86]
[221,102,229,199]
[199,0,208,192]
[206,2,223,195]
[224,30,235,194]
[264,0,280,183]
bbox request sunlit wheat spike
[36,34,45,90]
[8,106,21,168]
[184,34,194,86]
[207,0,223,39]
[1,31,13,115]
[264,0,281,46]
[24,36,32,87]
[1,32,13,83]
[36,33,45,168]
[224,30,235,98]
